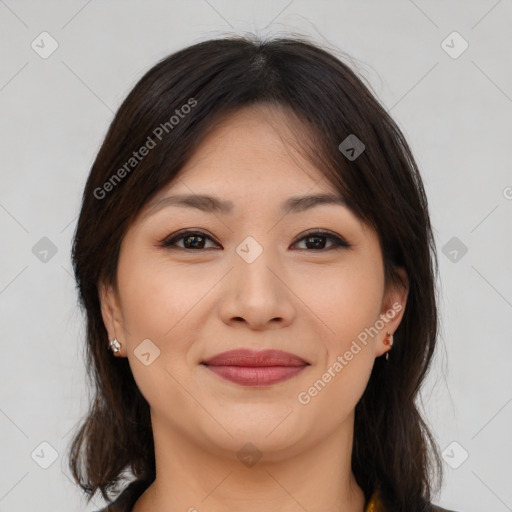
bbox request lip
[201,349,310,387]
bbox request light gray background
[1,1,511,511]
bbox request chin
[195,413,311,458]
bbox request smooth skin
[99,104,409,512]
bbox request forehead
[135,104,368,235]
[155,105,332,199]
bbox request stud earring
[109,338,121,355]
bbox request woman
[68,35,458,512]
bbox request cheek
[296,338,373,436]
[118,270,173,339]
[294,257,383,340]
[116,246,200,411]
[116,240,202,339]
[301,297,378,424]
[300,252,382,395]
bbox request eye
[291,230,352,251]
[160,230,219,250]
[160,229,351,251]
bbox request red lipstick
[201,349,309,386]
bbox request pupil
[184,235,205,249]
[306,236,324,249]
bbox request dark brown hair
[68,34,443,511]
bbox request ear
[98,281,126,357]
[375,266,409,358]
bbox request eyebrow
[143,192,348,219]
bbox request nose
[218,247,296,330]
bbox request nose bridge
[220,233,294,328]
[234,233,282,298]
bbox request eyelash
[159,229,352,252]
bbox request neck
[133,411,366,512]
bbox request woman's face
[100,105,408,461]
